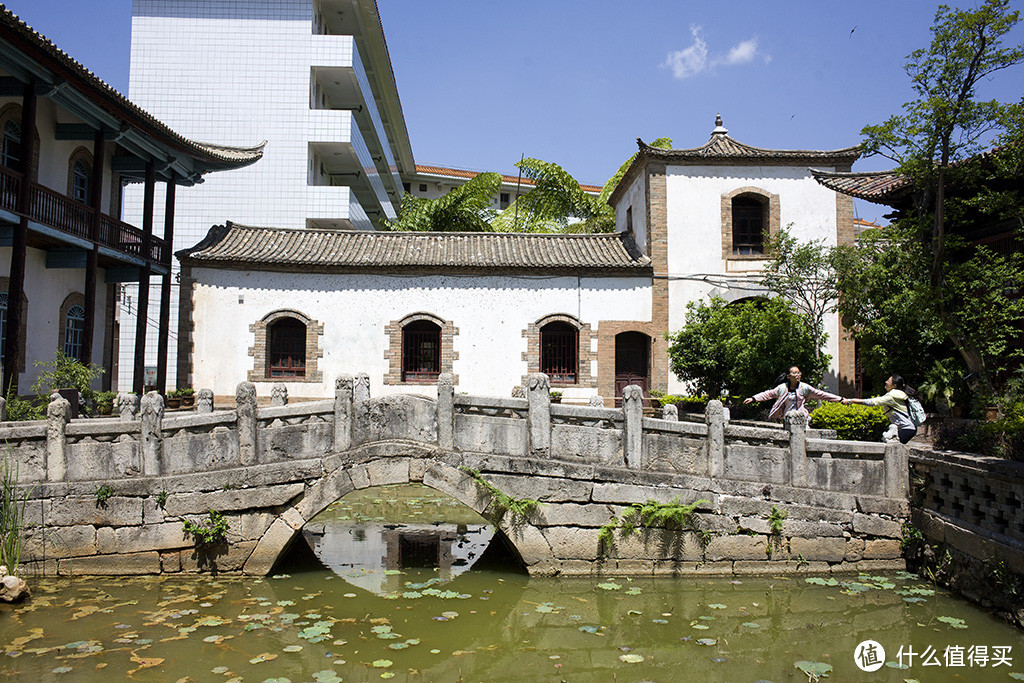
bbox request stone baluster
[270,383,288,407]
[785,410,808,487]
[236,381,258,466]
[118,392,139,421]
[621,385,645,468]
[45,392,71,482]
[354,373,370,403]
[140,391,164,476]
[437,373,455,450]
[334,375,353,452]
[705,399,726,478]
[0,396,6,422]
[525,373,551,457]
[588,395,605,407]
[884,441,909,499]
[196,388,214,414]
[662,403,678,421]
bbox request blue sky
[8,1,1024,224]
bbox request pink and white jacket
[751,382,843,420]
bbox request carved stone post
[785,410,808,487]
[525,373,551,457]
[0,396,6,422]
[705,399,726,478]
[588,395,604,407]
[196,388,214,414]
[45,393,71,482]
[437,373,455,451]
[884,441,909,499]
[662,403,678,421]
[621,385,645,468]
[118,392,139,421]
[354,373,370,403]
[270,383,288,407]
[334,375,353,453]
[236,381,258,466]
[140,391,164,476]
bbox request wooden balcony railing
[0,164,167,266]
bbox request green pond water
[2,484,1023,682]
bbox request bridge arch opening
[272,481,528,588]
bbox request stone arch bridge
[2,374,910,576]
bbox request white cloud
[663,30,769,79]
[662,26,708,79]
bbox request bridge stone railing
[0,373,907,504]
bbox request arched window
[732,195,765,254]
[268,317,306,377]
[402,319,441,382]
[63,304,86,361]
[72,159,90,203]
[1,120,20,170]
[540,321,578,384]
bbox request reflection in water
[302,521,494,594]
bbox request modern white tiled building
[121,0,414,391]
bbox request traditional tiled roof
[178,222,651,273]
[414,164,603,194]
[809,169,909,203]
[638,134,862,163]
[0,5,265,171]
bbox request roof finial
[712,113,728,135]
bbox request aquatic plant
[459,467,541,525]
[0,455,32,572]
[182,509,230,548]
[598,497,708,558]
[95,484,114,508]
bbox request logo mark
[855,639,886,672]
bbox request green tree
[759,226,838,379]
[859,0,1024,390]
[384,172,501,232]
[667,297,818,399]
[31,350,104,404]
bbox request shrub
[649,393,709,412]
[934,416,1024,461]
[809,402,889,441]
[94,391,116,415]
[31,350,104,404]
[4,392,43,422]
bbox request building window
[268,317,307,377]
[0,292,7,366]
[540,321,578,384]
[72,160,89,203]
[419,183,427,192]
[1,120,19,170]
[402,320,441,382]
[403,182,411,193]
[500,192,510,209]
[732,195,765,254]
[62,304,86,361]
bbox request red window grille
[540,321,578,384]
[268,318,306,377]
[732,196,765,254]
[402,320,441,382]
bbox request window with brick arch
[540,321,578,384]
[402,320,441,382]
[268,317,306,378]
[63,304,85,361]
[732,195,766,254]
[72,159,89,203]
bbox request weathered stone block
[60,551,160,575]
[244,518,297,575]
[143,497,166,525]
[738,516,771,535]
[852,514,902,538]
[409,458,427,482]
[160,550,182,573]
[591,483,707,506]
[422,463,480,512]
[615,559,655,575]
[541,526,599,560]
[724,445,788,484]
[99,522,189,554]
[705,535,767,561]
[845,538,865,562]
[863,539,901,559]
[485,474,590,504]
[533,503,615,528]
[789,537,847,563]
[163,484,304,517]
[558,559,601,575]
[25,525,97,557]
[181,540,256,573]
[502,523,552,566]
[296,470,354,520]
[49,497,144,527]
[782,520,845,538]
[348,465,371,490]
[366,458,410,487]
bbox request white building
[179,118,861,403]
[0,7,260,398]
[407,164,602,212]
[122,0,414,391]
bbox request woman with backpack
[743,366,843,420]
[843,374,922,444]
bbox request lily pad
[249,653,278,664]
[794,660,832,677]
[618,653,644,663]
[742,622,760,628]
[936,616,968,629]
[707,603,727,609]
[282,645,303,652]
[372,659,393,668]
[696,638,718,646]
[597,582,621,591]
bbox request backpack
[907,398,927,427]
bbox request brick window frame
[721,187,780,260]
[384,312,458,385]
[522,314,595,388]
[0,277,27,375]
[58,292,86,361]
[248,309,323,382]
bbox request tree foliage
[384,172,501,232]
[31,350,104,403]
[492,158,613,233]
[759,226,838,378]
[667,297,818,398]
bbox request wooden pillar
[156,174,175,392]
[2,83,36,397]
[82,128,105,368]
[132,161,155,395]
